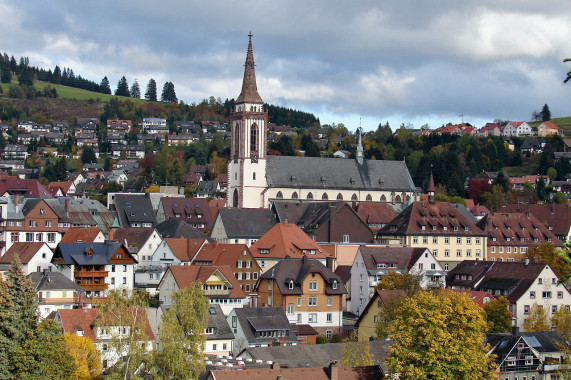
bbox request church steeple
[427,168,436,204]
[356,130,364,165]
[236,32,263,104]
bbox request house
[256,256,346,337]
[350,246,445,315]
[376,198,488,271]
[107,170,128,186]
[249,221,332,273]
[500,204,571,243]
[476,212,564,262]
[0,178,52,198]
[0,242,54,275]
[106,119,132,132]
[157,265,246,314]
[7,198,61,251]
[154,219,212,240]
[51,241,138,298]
[107,131,127,145]
[112,227,162,264]
[210,208,277,246]
[47,181,76,197]
[3,144,29,160]
[196,180,221,198]
[355,289,407,342]
[142,117,167,133]
[486,331,568,380]
[51,307,154,369]
[537,122,559,137]
[76,132,98,147]
[520,138,546,155]
[111,194,155,228]
[271,200,374,243]
[226,307,299,355]
[166,133,199,146]
[355,202,398,232]
[155,197,214,233]
[502,121,533,137]
[479,123,502,137]
[192,242,262,297]
[111,145,146,159]
[446,260,571,330]
[217,174,228,193]
[204,304,234,356]
[28,271,87,318]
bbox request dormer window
[443,226,447,231]
[464,226,468,231]
[260,249,270,254]
[332,280,337,289]
[288,280,294,289]
[377,263,386,268]
[453,226,458,231]
[432,225,437,230]
[421,225,426,230]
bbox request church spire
[427,166,436,204]
[356,130,364,165]
[236,32,263,104]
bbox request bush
[316,336,329,344]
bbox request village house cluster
[0,34,570,379]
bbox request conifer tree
[130,79,141,99]
[99,76,111,94]
[114,76,130,97]
[0,277,16,379]
[5,255,37,343]
[145,78,157,101]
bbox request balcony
[38,297,80,304]
[78,283,108,291]
[75,269,108,278]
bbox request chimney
[65,199,70,214]
[271,362,280,370]
[14,194,19,207]
[213,240,220,248]
[329,361,339,380]
[326,256,334,271]
[512,325,519,336]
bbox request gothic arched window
[322,193,328,200]
[233,189,239,208]
[337,193,343,200]
[381,195,386,202]
[276,191,283,199]
[292,192,299,199]
[366,194,372,201]
[307,192,313,199]
[250,124,258,154]
[351,194,358,201]
[395,195,402,203]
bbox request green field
[0,80,148,104]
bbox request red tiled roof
[168,265,246,299]
[0,242,46,264]
[500,204,571,238]
[250,222,330,259]
[355,202,397,230]
[164,238,208,262]
[61,228,103,243]
[193,243,257,268]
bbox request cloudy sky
[2,0,571,131]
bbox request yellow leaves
[523,303,550,332]
[63,333,101,379]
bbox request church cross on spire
[236,32,263,104]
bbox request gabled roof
[159,197,214,231]
[250,222,329,259]
[215,208,277,239]
[113,194,155,227]
[53,241,137,266]
[358,246,429,272]
[164,238,208,262]
[28,271,85,294]
[259,257,346,296]
[355,202,398,229]
[377,201,486,237]
[113,228,158,249]
[193,243,256,267]
[500,204,571,239]
[60,228,103,243]
[0,242,48,264]
[0,178,52,198]
[231,307,297,345]
[206,304,234,340]
[165,265,246,299]
[448,289,495,308]
[155,219,212,240]
[355,289,407,328]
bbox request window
[538,278,543,284]
[524,305,530,314]
[288,281,294,289]
[413,237,418,244]
[326,330,333,339]
[476,238,481,244]
[45,221,52,227]
[332,280,337,289]
[287,305,294,314]
[297,297,302,306]
[558,291,564,298]
[327,297,333,306]
[223,343,227,351]
[123,277,127,284]
[212,343,217,351]
[552,305,557,314]
[260,260,266,268]
[466,250,471,257]
[444,264,449,271]
[530,291,535,299]
[308,297,317,306]
[47,233,56,243]
[423,237,428,244]
[297,314,302,323]
[308,313,317,323]
[507,356,516,366]
[445,237,449,244]
[525,356,534,365]
[26,233,33,242]
[433,237,438,244]
[374,315,379,323]
[343,234,350,243]
[444,250,450,257]
[476,249,481,257]
[326,313,332,323]
[491,247,496,253]
[456,250,462,257]
[309,281,318,291]
[466,237,471,244]
[29,220,37,227]
[457,237,461,244]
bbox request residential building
[479,123,502,137]
[205,304,234,356]
[106,119,132,132]
[500,204,571,242]
[355,289,406,342]
[0,242,54,275]
[210,208,277,246]
[158,265,246,314]
[28,271,87,318]
[111,145,146,159]
[350,246,445,315]
[476,212,564,262]
[537,122,559,137]
[256,256,346,337]
[226,307,298,355]
[60,228,105,243]
[502,121,533,137]
[355,202,398,232]
[446,260,571,330]
[155,197,214,233]
[111,194,155,228]
[227,34,418,209]
[142,117,167,133]
[3,144,29,160]
[249,221,332,273]
[154,219,212,240]
[51,241,138,298]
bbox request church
[228,34,419,209]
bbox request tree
[553,191,568,204]
[523,303,550,332]
[130,80,141,99]
[541,104,551,121]
[114,76,130,97]
[483,184,509,212]
[526,243,571,283]
[100,76,111,94]
[387,290,495,379]
[483,297,512,333]
[547,167,557,181]
[0,275,16,379]
[0,64,10,84]
[54,157,67,181]
[551,307,571,379]
[64,332,102,379]
[160,81,177,103]
[10,319,77,379]
[565,58,571,83]
[155,282,209,379]
[5,255,37,343]
[145,78,157,101]
[376,271,422,296]
[341,339,374,367]
[81,146,97,164]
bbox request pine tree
[0,277,16,379]
[99,76,111,94]
[5,255,37,342]
[161,81,177,103]
[114,76,130,97]
[541,104,551,121]
[145,78,157,101]
[130,79,141,99]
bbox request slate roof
[39,198,116,232]
[240,340,391,371]
[232,307,298,345]
[207,304,234,341]
[476,212,563,247]
[358,246,429,273]
[259,257,346,296]
[0,242,47,264]
[265,155,416,192]
[235,33,263,104]
[155,219,212,241]
[196,180,219,196]
[113,194,155,227]
[250,221,329,260]
[165,265,246,299]
[53,241,136,266]
[486,331,565,369]
[377,201,487,237]
[446,261,549,303]
[215,208,277,239]
[28,271,85,294]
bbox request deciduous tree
[387,290,495,379]
[341,338,374,367]
[155,282,209,379]
[64,332,102,379]
[376,271,422,296]
[526,243,571,283]
[483,297,512,333]
[523,303,550,332]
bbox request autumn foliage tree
[523,303,550,332]
[483,297,512,333]
[526,243,571,283]
[64,332,102,379]
[387,290,496,379]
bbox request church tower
[228,33,269,208]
